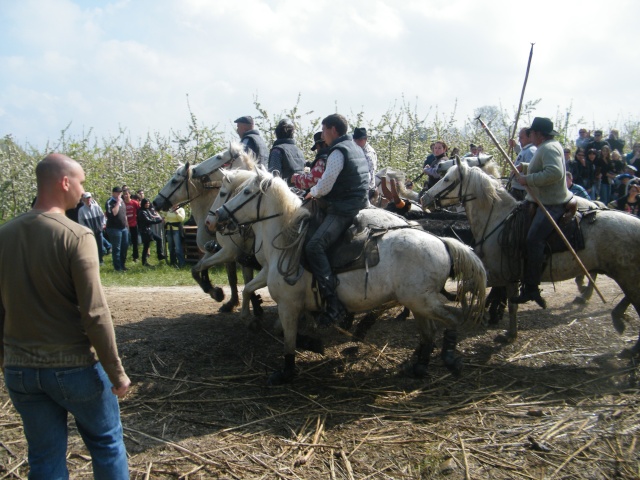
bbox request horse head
[420,162,465,209]
[153,161,192,211]
[207,170,262,234]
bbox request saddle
[301,205,410,274]
[501,197,600,260]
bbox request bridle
[212,179,281,232]
[156,150,241,209]
[427,165,477,208]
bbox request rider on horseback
[510,117,573,308]
[304,114,370,328]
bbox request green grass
[99,245,228,287]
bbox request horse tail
[441,237,487,325]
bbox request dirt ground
[1,277,639,479]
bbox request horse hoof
[210,287,224,302]
[612,316,626,335]
[252,304,264,318]
[339,313,355,330]
[267,369,295,386]
[618,348,638,360]
[494,332,516,344]
[219,301,238,313]
[572,296,587,305]
[443,353,464,377]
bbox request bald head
[34,153,85,211]
[36,154,80,187]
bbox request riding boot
[316,276,347,328]
[510,284,546,309]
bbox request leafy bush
[1,96,638,222]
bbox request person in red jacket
[122,189,140,263]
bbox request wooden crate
[182,225,202,263]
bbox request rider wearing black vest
[234,116,269,167]
[268,119,305,185]
[305,114,369,328]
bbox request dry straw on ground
[1,278,639,479]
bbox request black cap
[112,186,122,193]
[528,117,560,136]
[234,116,253,125]
[310,131,323,151]
[353,127,367,140]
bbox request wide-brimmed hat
[234,116,253,125]
[310,131,323,151]
[353,127,367,140]
[528,117,559,136]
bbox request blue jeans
[524,203,566,286]
[94,230,104,264]
[106,227,130,271]
[4,363,129,480]
[102,235,112,254]
[166,229,185,267]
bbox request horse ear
[185,161,190,171]
[455,156,461,168]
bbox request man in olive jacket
[511,117,572,308]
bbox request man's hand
[517,175,527,186]
[304,192,313,200]
[112,377,131,398]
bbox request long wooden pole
[508,43,535,157]
[477,116,606,303]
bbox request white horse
[421,159,640,354]
[208,169,487,384]
[152,143,263,315]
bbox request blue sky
[1,0,639,149]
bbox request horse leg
[219,262,239,312]
[352,306,387,340]
[440,328,464,376]
[495,283,519,344]
[241,267,268,328]
[402,316,437,378]
[190,266,225,302]
[573,273,597,304]
[268,303,302,385]
[486,286,507,326]
[394,306,411,321]
[612,296,632,335]
[241,265,264,318]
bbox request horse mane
[481,160,501,179]
[255,172,304,228]
[459,162,502,207]
[228,142,256,171]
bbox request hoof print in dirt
[210,287,225,302]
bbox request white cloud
[1,0,639,148]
